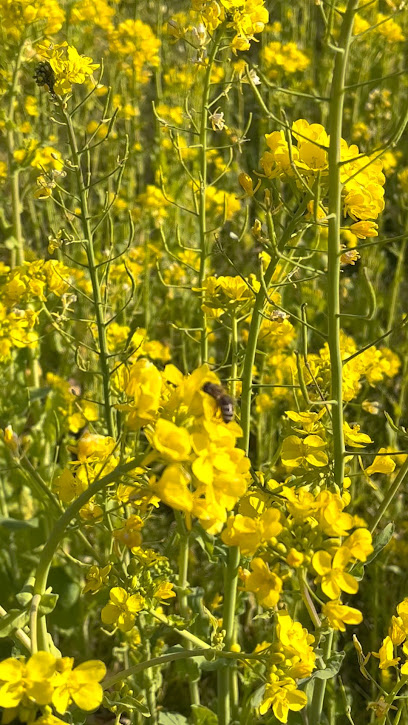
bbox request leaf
[0,609,30,637]
[310,651,345,680]
[103,693,150,717]
[249,684,265,709]
[190,705,218,724]
[367,522,395,565]
[158,713,189,725]
[0,516,39,531]
[39,592,59,615]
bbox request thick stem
[60,102,115,438]
[310,2,359,720]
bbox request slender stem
[310,2,358,720]
[6,40,25,268]
[138,613,158,725]
[176,513,200,707]
[198,28,223,364]
[370,457,408,535]
[31,458,138,651]
[218,545,241,725]
[218,313,240,721]
[387,235,408,331]
[240,198,311,453]
[59,101,115,437]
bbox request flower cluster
[0,652,105,723]
[192,0,268,53]
[108,19,161,82]
[261,41,310,78]
[261,119,386,231]
[36,41,99,95]
[116,362,251,533]
[258,611,315,721]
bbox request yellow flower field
[1,1,408,723]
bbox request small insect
[202,382,234,424]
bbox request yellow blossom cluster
[257,611,315,721]
[1,260,70,305]
[261,119,386,233]
[36,41,100,96]
[200,274,260,318]
[0,652,105,721]
[374,597,408,674]
[205,186,241,220]
[0,0,64,39]
[192,0,269,53]
[261,41,310,78]
[115,362,250,533]
[108,19,160,82]
[45,372,99,435]
[71,0,115,32]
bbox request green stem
[387,235,408,331]
[138,613,158,725]
[218,545,241,725]
[59,101,115,438]
[218,313,240,722]
[198,28,223,364]
[102,647,268,691]
[176,513,200,707]
[370,456,408,535]
[240,198,311,453]
[310,2,358,720]
[31,458,138,651]
[378,676,408,725]
[6,40,25,268]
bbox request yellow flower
[349,221,378,239]
[153,464,194,513]
[343,422,373,448]
[150,419,192,461]
[281,434,328,468]
[52,658,106,714]
[365,449,396,476]
[113,515,143,548]
[221,508,282,555]
[244,557,282,608]
[0,653,56,708]
[312,547,358,600]
[83,565,111,594]
[343,529,373,562]
[76,433,116,462]
[39,43,100,96]
[101,587,145,632]
[54,469,87,503]
[259,675,307,722]
[322,600,363,632]
[375,636,400,670]
[153,582,176,601]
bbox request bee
[202,382,234,424]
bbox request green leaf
[367,522,395,564]
[191,705,218,725]
[0,516,39,531]
[158,713,188,725]
[310,651,345,680]
[103,693,150,717]
[39,592,59,615]
[250,684,266,709]
[0,609,30,637]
